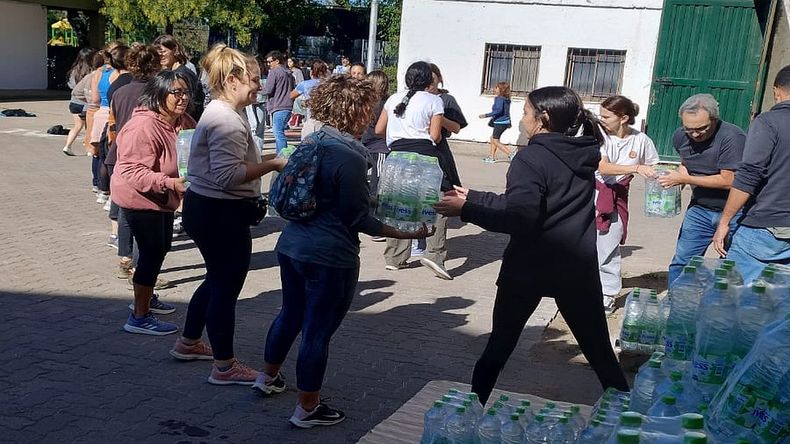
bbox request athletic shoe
[482,156,495,164]
[170,337,213,361]
[96,192,109,204]
[128,294,176,315]
[207,360,259,386]
[107,235,118,249]
[411,239,425,257]
[289,403,346,429]
[123,312,178,336]
[91,186,99,194]
[127,276,172,290]
[370,236,387,242]
[62,146,76,156]
[385,264,404,271]
[103,198,111,212]
[603,295,616,314]
[508,151,517,161]
[117,258,133,279]
[252,372,287,395]
[419,257,452,280]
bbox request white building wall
[398,0,663,145]
[0,0,47,89]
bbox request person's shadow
[446,230,508,277]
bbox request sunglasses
[169,89,191,99]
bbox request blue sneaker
[123,312,178,336]
[128,294,176,315]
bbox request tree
[331,0,402,43]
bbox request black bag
[242,196,268,226]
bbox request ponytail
[394,89,417,118]
[577,109,606,145]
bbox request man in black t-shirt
[659,93,745,285]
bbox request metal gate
[646,0,768,161]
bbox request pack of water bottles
[619,288,667,354]
[420,388,587,443]
[644,166,682,218]
[375,152,443,231]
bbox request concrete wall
[761,0,790,111]
[398,0,663,144]
[0,0,47,89]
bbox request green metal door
[646,0,766,161]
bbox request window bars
[481,43,541,96]
[565,48,626,101]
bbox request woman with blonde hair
[259,75,430,428]
[171,44,285,385]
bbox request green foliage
[381,65,398,94]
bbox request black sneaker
[252,372,286,395]
[289,403,346,429]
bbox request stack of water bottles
[619,288,667,354]
[176,129,195,180]
[375,152,443,231]
[421,388,587,443]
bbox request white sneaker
[102,198,111,211]
[419,257,452,280]
[603,295,616,314]
[96,192,109,204]
[62,146,76,156]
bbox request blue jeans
[270,110,291,154]
[726,225,790,284]
[668,205,740,286]
[264,253,358,392]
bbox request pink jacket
[111,107,196,212]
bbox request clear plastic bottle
[663,266,704,370]
[631,359,664,413]
[548,416,575,443]
[569,405,586,435]
[501,414,524,444]
[692,280,737,401]
[682,432,708,444]
[465,393,484,420]
[720,260,744,285]
[639,293,662,353]
[475,408,500,444]
[647,395,681,418]
[441,405,472,443]
[615,429,641,444]
[653,370,684,400]
[733,283,775,360]
[496,395,515,425]
[621,292,644,352]
[418,156,443,230]
[516,406,531,430]
[577,418,608,444]
[393,153,421,231]
[525,414,548,444]
[421,400,447,444]
[176,129,194,180]
[376,152,405,224]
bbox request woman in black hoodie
[435,86,629,404]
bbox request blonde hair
[307,76,378,135]
[201,43,256,96]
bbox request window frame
[480,43,542,97]
[564,48,627,102]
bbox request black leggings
[181,190,252,361]
[123,208,173,287]
[471,282,629,405]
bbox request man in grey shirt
[713,65,790,283]
[263,50,295,155]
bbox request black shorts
[492,124,510,139]
[69,101,86,119]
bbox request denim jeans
[668,205,740,286]
[264,253,358,392]
[270,110,291,154]
[726,225,790,284]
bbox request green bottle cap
[448,388,459,395]
[670,382,685,394]
[468,393,479,401]
[683,265,697,274]
[570,405,581,413]
[434,401,444,408]
[722,259,735,267]
[670,370,684,381]
[545,401,556,409]
[689,256,704,264]
[714,268,729,278]
[559,416,569,424]
[761,268,775,278]
[493,401,504,409]
[520,399,531,407]
[662,394,677,405]
[511,414,520,421]
[442,395,453,402]
[591,419,601,427]
[462,400,472,407]
[681,413,704,430]
[714,280,728,290]
[753,283,766,294]
[649,359,662,368]
[456,406,466,414]
[620,411,643,427]
[534,414,545,422]
[499,394,510,402]
[487,408,497,416]
[683,432,707,444]
[516,407,526,415]
[617,429,641,444]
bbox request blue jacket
[733,101,790,228]
[485,96,511,126]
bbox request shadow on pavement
[446,230,508,277]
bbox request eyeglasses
[169,89,191,99]
[683,122,713,135]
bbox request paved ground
[0,101,688,443]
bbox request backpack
[269,132,325,221]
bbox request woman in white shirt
[596,95,659,311]
[375,61,448,277]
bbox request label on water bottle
[420,204,437,223]
[639,328,659,346]
[753,401,787,442]
[621,322,642,343]
[395,200,416,222]
[379,197,395,218]
[692,353,729,384]
[664,330,694,360]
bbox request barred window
[481,43,541,96]
[565,48,626,101]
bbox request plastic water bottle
[653,370,684,400]
[176,129,194,180]
[500,414,524,443]
[519,399,534,421]
[734,283,775,360]
[663,266,704,370]
[692,280,737,401]
[639,293,662,353]
[516,406,531,430]
[418,156,442,229]
[525,414,549,444]
[647,395,681,417]
[681,432,708,444]
[631,359,664,413]
[577,418,608,444]
[707,314,790,444]
[475,408,500,444]
[621,291,643,352]
[376,152,404,224]
[392,154,421,230]
[496,395,515,425]
[441,406,472,443]
[720,260,744,285]
[421,400,447,444]
[569,405,586,434]
[547,416,575,443]
[615,429,641,444]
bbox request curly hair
[306,76,378,136]
[126,44,161,81]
